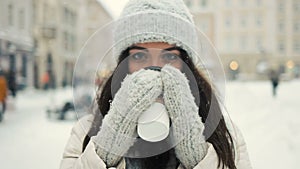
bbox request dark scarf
[124,139,179,169]
[125,149,179,169]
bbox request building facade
[0,0,34,89]
[32,0,113,89]
[32,0,81,89]
[275,0,300,78]
[184,0,300,80]
[215,0,276,80]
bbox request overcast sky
[98,0,129,19]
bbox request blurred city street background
[0,0,300,169]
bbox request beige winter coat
[60,115,252,169]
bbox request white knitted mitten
[92,69,163,167]
[161,65,208,169]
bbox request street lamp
[286,60,295,69]
[229,60,239,71]
[229,60,239,80]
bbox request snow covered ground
[0,80,299,169]
[225,80,300,169]
[0,88,76,169]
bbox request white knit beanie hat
[113,0,199,63]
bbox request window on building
[240,15,247,27]
[294,22,300,32]
[294,39,300,53]
[43,3,48,22]
[240,0,247,6]
[63,7,68,23]
[240,36,247,50]
[19,9,25,29]
[256,0,262,6]
[64,32,68,50]
[69,10,74,25]
[32,3,36,25]
[67,9,70,24]
[185,0,192,7]
[278,20,285,32]
[225,36,233,50]
[294,0,300,12]
[71,34,76,52]
[69,33,72,52]
[8,4,13,26]
[278,39,285,53]
[225,15,232,28]
[71,12,77,26]
[201,0,207,7]
[256,15,263,27]
[256,36,263,50]
[70,11,74,25]
[226,0,231,6]
[278,1,285,12]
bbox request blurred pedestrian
[0,69,8,120]
[60,0,252,169]
[269,69,280,97]
[42,71,50,90]
[8,70,17,97]
[58,101,74,120]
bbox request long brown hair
[82,47,237,169]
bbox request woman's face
[128,42,183,73]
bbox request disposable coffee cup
[137,102,170,142]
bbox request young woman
[60,0,252,169]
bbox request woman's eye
[162,53,179,61]
[130,52,147,60]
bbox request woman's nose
[149,58,164,67]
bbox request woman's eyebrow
[163,46,181,51]
[128,46,148,51]
[128,46,181,52]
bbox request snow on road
[226,80,300,169]
[0,80,299,169]
[0,89,76,169]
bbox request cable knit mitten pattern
[92,69,163,167]
[161,65,208,169]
